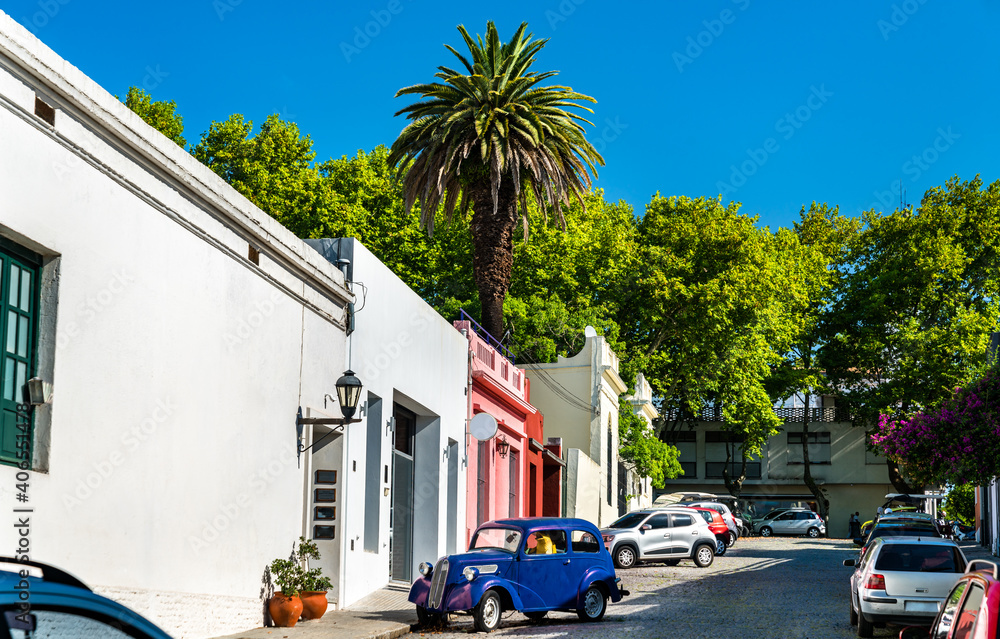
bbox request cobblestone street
[403,537,905,639]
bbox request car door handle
[563,559,571,565]
[663,533,670,538]
[691,531,699,535]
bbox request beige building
[526,330,651,527]
[661,398,893,538]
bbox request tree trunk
[722,440,747,498]
[801,391,830,520]
[886,458,924,494]
[469,179,518,340]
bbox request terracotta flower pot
[299,591,329,620]
[268,593,303,627]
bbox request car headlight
[418,562,433,577]
[463,566,480,582]
[602,534,615,543]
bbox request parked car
[684,501,740,546]
[0,557,173,639]
[897,559,1000,639]
[844,536,968,638]
[601,508,718,569]
[690,507,732,556]
[856,520,941,558]
[409,518,627,632]
[755,508,827,538]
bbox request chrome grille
[428,558,449,609]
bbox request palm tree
[389,21,603,340]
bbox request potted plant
[267,556,304,627]
[296,537,332,620]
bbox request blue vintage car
[409,517,628,632]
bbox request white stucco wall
[306,239,468,608]
[0,14,350,638]
[529,334,627,526]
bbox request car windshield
[609,513,648,529]
[470,527,522,553]
[874,544,962,573]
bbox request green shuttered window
[0,239,40,467]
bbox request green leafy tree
[768,203,862,520]
[506,189,636,364]
[942,484,975,525]
[619,195,798,496]
[389,21,604,340]
[122,87,186,147]
[821,176,1000,491]
[618,397,682,488]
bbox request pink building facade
[455,321,564,547]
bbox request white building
[305,238,469,607]
[0,14,355,638]
[526,331,629,527]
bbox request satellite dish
[469,413,498,440]
[584,326,598,338]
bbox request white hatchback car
[755,508,826,538]
[844,536,968,637]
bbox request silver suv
[755,508,826,538]
[600,508,718,569]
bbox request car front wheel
[577,585,607,622]
[807,527,821,538]
[613,545,637,569]
[693,544,715,568]
[759,526,773,537]
[473,590,503,633]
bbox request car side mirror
[898,626,930,639]
[843,559,856,567]
[640,524,652,532]
[853,538,863,546]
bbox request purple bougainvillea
[871,369,1000,486]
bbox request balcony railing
[661,406,852,424]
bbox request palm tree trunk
[469,179,518,340]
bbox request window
[363,394,383,552]
[952,583,985,639]
[508,449,519,517]
[787,431,831,464]
[795,512,815,520]
[4,608,154,639]
[525,530,567,554]
[646,514,671,529]
[669,513,695,527]
[933,582,968,639]
[606,417,613,505]
[1,240,41,468]
[571,530,600,553]
[676,431,696,478]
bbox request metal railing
[459,309,516,363]
[661,406,852,424]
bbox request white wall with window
[0,16,352,638]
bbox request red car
[899,559,1000,639]
[690,507,731,556]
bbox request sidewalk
[210,583,416,639]
[959,538,998,562]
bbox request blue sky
[7,0,999,230]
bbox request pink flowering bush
[871,369,1000,486]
